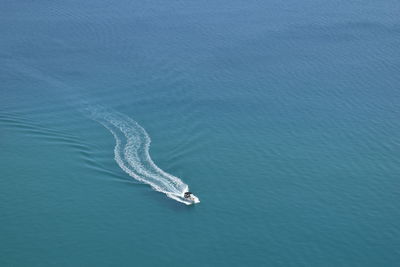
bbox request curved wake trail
[84,106,192,204]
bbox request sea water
[1,0,399,266]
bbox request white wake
[85,106,192,204]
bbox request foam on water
[84,106,193,205]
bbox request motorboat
[183,192,200,204]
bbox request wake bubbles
[84,106,192,204]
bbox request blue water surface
[1,0,399,266]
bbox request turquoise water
[1,0,400,266]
